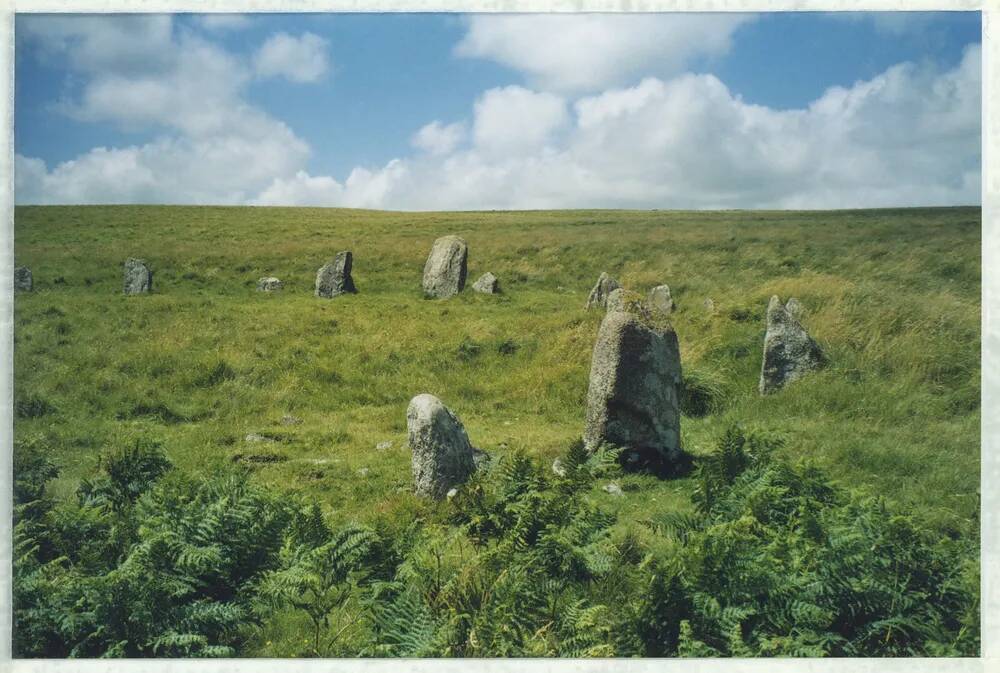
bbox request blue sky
[14,12,981,209]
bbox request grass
[13,204,980,541]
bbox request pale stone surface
[584,310,683,462]
[552,458,567,477]
[315,251,357,298]
[123,258,152,295]
[472,271,500,294]
[376,441,393,451]
[603,483,624,497]
[281,414,302,426]
[257,277,283,292]
[408,393,478,499]
[785,297,804,319]
[606,288,651,319]
[14,266,32,292]
[703,298,716,313]
[422,236,468,298]
[648,284,674,315]
[759,295,824,395]
[586,272,621,309]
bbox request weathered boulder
[315,251,356,298]
[472,272,500,294]
[257,277,283,292]
[14,266,32,292]
[408,393,479,499]
[586,272,621,309]
[123,258,152,295]
[422,236,468,298]
[584,310,683,462]
[759,295,824,395]
[648,284,674,315]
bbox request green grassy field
[13,205,983,658]
[14,205,980,534]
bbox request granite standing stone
[586,272,621,309]
[422,236,468,298]
[407,393,478,499]
[759,295,824,395]
[584,310,683,462]
[123,258,153,295]
[472,272,500,294]
[14,266,32,292]
[315,251,356,298]
[648,284,674,315]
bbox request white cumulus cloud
[411,121,466,156]
[16,15,312,205]
[251,43,979,211]
[455,13,753,93]
[254,32,330,83]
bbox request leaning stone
[472,272,500,294]
[123,258,153,295]
[14,266,32,291]
[422,236,468,298]
[785,297,804,319]
[407,393,478,499]
[257,277,283,292]
[586,272,621,309]
[648,284,674,315]
[584,310,683,462]
[315,251,357,298]
[759,295,824,395]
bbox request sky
[14,11,982,210]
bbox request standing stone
[14,266,32,292]
[606,288,651,320]
[648,284,674,315]
[784,297,804,319]
[759,295,824,395]
[586,272,621,309]
[472,272,500,294]
[584,310,683,462]
[407,393,478,499]
[422,236,468,298]
[315,251,356,298]
[123,258,152,295]
[257,277,283,292]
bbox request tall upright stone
[586,272,621,309]
[14,266,32,292]
[422,235,468,298]
[584,310,683,462]
[123,258,152,295]
[407,393,477,499]
[759,295,824,395]
[315,251,356,298]
[648,284,674,315]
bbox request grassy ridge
[13,205,980,536]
